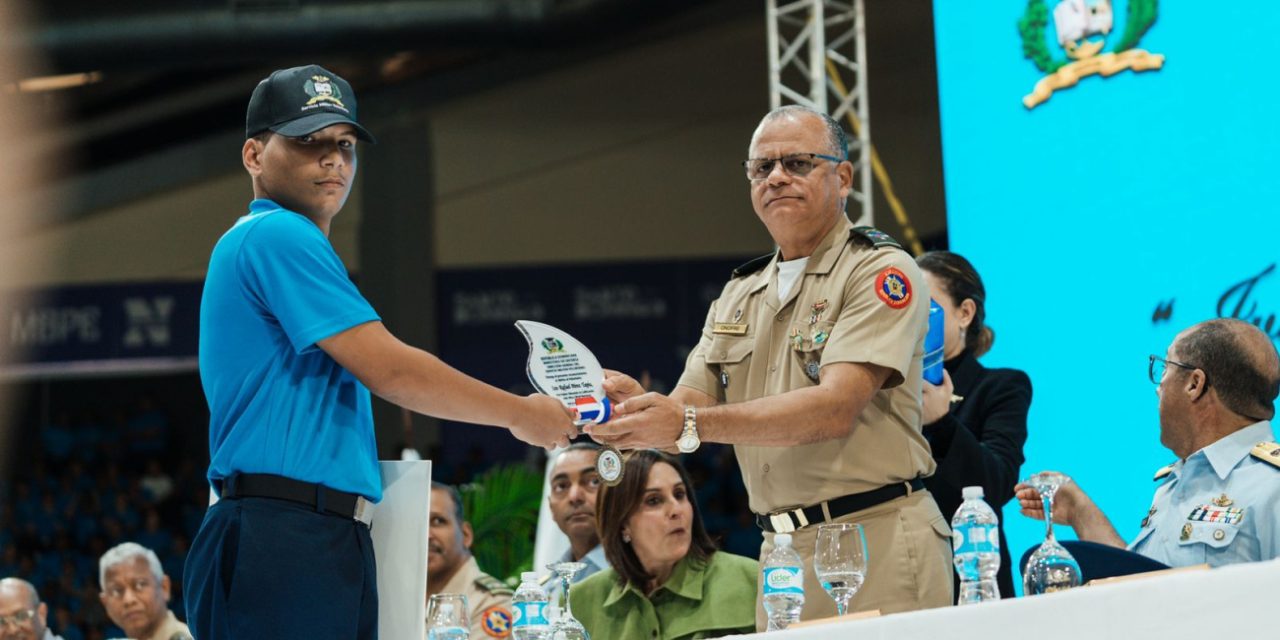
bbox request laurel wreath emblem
[1018,0,1159,73]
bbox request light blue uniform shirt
[200,199,382,501]
[1129,421,1280,567]
[557,545,609,583]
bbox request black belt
[218,473,374,526]
[755,478,925,533]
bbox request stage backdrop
[933,0,1280,590]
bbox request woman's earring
[623,533,632,543]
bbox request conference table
[746,559,1280,639]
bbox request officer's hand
[1015,473,1082,526]
[583,392,682,450]
[921,370,954,426]
[602,369,646,404]
[510,394,578,450]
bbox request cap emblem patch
[303,75,348,112]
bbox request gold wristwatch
[677,405,701,453]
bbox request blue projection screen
[931,0,1280,588]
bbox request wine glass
[1022,472,1083,594]
[814,523,868,616]
[426,593,470,640]
[547,561,590,640]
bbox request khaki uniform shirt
[433,556,515,639]
[677,216,935,514]
[133,611,192,640]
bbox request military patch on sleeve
[481,605,514,638]
[1153,463,1176,480]
[874,267,912,309]
[850,226,903,250]
[1250,442,1280,469]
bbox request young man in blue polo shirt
[185,64,576,640]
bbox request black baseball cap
[245,64,376,143]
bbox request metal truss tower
[766,0,873,226]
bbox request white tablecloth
[747,559,1280,640]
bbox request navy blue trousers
[184,496,378,640]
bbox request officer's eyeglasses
[102,578,155,600]
[0,609,36,628]
[743,152,844,181]
[1148,355,1204,385]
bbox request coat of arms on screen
[1017,0,1164,109]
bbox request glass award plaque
[516,320,623,485]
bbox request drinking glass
[1022,472,1084,594]
[547,561,590,640]
[427,593,470,640]
[814,522,868,616]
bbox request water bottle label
[512,601,547,627]
[953,523,999,553]
[762,566,804,595]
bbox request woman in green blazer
[570,449,758,639]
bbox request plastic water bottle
[762,533,806,630]
[511,571,551,640]
[951,486,1001,604]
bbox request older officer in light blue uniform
[1017,318,1280,568]
[1132,419,1280,566]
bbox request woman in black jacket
[917,251,1031,599]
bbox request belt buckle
[768,507,808,534]
[353,496,375,526]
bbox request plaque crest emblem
[541,337,564,354]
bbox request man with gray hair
[1017,318,1280,568]
[592,105,952,624]
[0,577,63,640]
[98,542,191,640]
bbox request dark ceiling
[7,0,749,178]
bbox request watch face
[678,434,699,453]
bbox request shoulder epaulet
[850,226,903,250]
[474,573,514,596]
[1250,442,1280,469]
[1153,463,1176,481]
[731,252,775,278]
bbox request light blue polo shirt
[1130,421,1280,567]
[200,199,382,501]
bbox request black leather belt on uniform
[218,473,374,526]
[755,478,925,533]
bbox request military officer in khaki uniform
[589,105,953,624]
[427,483,514,639]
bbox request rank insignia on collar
[1140,506,1156,528]
[1212,493,1234,507]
